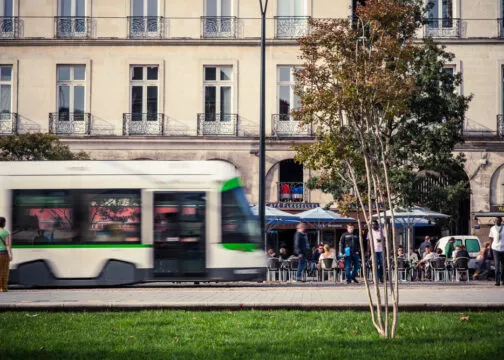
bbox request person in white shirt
[367,220,385,283]
[417,246,438,280]
[488,217,504,286]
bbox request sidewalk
[1,282,503,311]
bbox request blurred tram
[0,161,265,286]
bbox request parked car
[434,236,482,270]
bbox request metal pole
[259,0,268,250]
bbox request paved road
[1,282,503,311]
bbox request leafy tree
[293,0,470,338]
[0,133,89,161]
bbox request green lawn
[0,311,503,360]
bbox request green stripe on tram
[221,243,260,252]
[12,244,153,249]
[221,177,243,192]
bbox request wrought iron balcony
[0,17,20,39]
[271,114,313,137]
[197,113,238,136]
[0,112,18,134]
[424,18,461,38]
[128,16,165,39]
[123,113,165,136]
[274,16,310,39]
[201,16,238,39]
[278,182,305,203]
[55,17,91,39]
[49,112,91,135]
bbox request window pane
[86,190,141,243]
[205,67,216,81]
[58,85,70,115]
[465,239,480,253]
[0,66,12,81]
[3,0,13,17]
[205,86,216,121]
[12,190,74,244]
[60,0,72,16]
[221,0,231,17]
[278,0,290,16]
[147,86,158,116]
[131,86,143,115]
[148,0,158,16]
[206,0,217,16]
[76,0,86,16]
[57,66,71,81]
[0,85,11,113]
[279,86,290,116]
[133,0,144,16]
[147,66,158,80]
[132,66,143,80]
[74,86,85,114]
[293,89,301,109]
[279,67,291,82]
[220,86,231,118]
[220,66,232,81]
[74,65,85,80]
[222,188,261,244]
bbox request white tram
[0,161,265,286]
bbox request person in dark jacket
[339,223,360,284]
[293,222,309,281]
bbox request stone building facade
[0,0,504,239]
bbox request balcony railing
[0,112,18,134]
[424,18,461,38]
[128,16,165,39]
[197,113,238,136]
[49,112,91,135]
[0,17,20,39]
[274,16,310,39]
[123,113,165,135]
[55,17,92,39]
[271,114,313,137]
[201,16,238,39]
[278,182,305,203]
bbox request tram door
[153,192,206,278]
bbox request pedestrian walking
[418,236,432,258]
[489,216,504,286]
[367,220,384,283]
[339,223,360,284]
[293,222,309,282]
[0,217,12,292]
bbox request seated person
[319,245,335,261]
[455,245,470,259]
[417,246,438,279]
[267,248,277,258]
[278,247,289,260]
[452,245,461,260]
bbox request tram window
[12,189,141,244]
[221,188,261,244]
[84,190,141,243]
[12,190,74,244]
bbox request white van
[434,236,482,269]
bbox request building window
[426,0,458,38]
[130,0,161,38]
[277,66,300,120]
[203,66,233,121]
[202,0,236,39]
[130,65,159,121]
[276,0,309,39]
[56,0,88,38]
[0,65,12,124]
[0,0,15,37]
[57,65,86,121]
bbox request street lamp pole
[259,0,268,250]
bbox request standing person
[445,237,456,259]
[0,217,12,292]
[293,222,309,282]
[418,236,432,258]
[489,217,504,286]
[339,223,360,284]
[367,220,385,283]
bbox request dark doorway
[279,159,303,182]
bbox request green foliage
[0,133,89,161]
[0,311,503,360]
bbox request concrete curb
[2,303,504,312]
